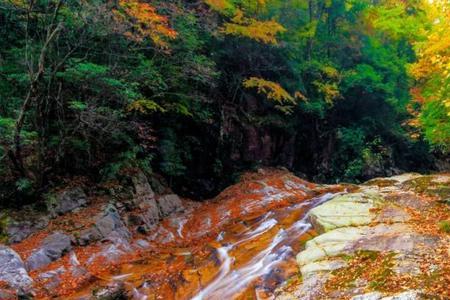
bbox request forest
[1,1,450,299]
[0,0,449,204]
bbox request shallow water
[100,192,338,300]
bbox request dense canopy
[0,0,448,202]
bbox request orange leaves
[115,0,177,48]
[222,10,285,45]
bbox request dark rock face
[132,170,155,202]
[0,246,33,296]
[26,232,72,271]
[124,171,184,232]
[157,194,183,217]
[47,187,87,216]
[137,198,160,226]
[2,211,49,244]
[78,205,130,246]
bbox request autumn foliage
[115,0,177,48]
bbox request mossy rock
[363,178,398,188]
[438,220,450,233]
[0,212,11,243]
[403,175,450,200]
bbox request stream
[191,193,336,300]
[98,191,339,300]
[5,171,450,300]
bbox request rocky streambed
[0,170,449,299]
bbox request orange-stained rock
[9,169,341,299]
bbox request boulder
[78,205,130,246]
[26,232,72,271]
[138,198,160,226]
[126,171,160,228]
[148,173,168,194]
[37,266,66,290]
[0,246,33,295]
[1,210,49,244]
[131,170,155,204]
[157,194,183,217]
[47,187,87,216]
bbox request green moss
[326,251,398,293]
[358,250,381,261]
[364,178,397,188]
[368,252,396,291]
[403,176,450,200]
[403,176,434,193]
[432,186,450,200]
[43,192,58,212]
[0,212,10,243]
[299,231,316,249]
[438,220,450,233]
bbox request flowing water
[98,192,338,300]
[16,172,342,299]
[191,193,336,300]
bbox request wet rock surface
[276,173,450,300]
[2,170,449,300]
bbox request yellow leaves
[204,0,285,45]
[294,91,307,102]
[310,65,341,104]
[222,10,285,44]
[205,0,236,13]
[409,0,450,117]
[243,77,306,114]
[313,81,341,104]
[243,77,295,104]
[115,0,177,48]
[127,99,165,114]
[6,0,26,8]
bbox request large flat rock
[308,192,383,232]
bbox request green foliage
[159,129,187,178]
[0,0,445,202]
[100,147,154,181]
[438,220,450,234]
[15,178,34,196]
[420,98,450,152]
